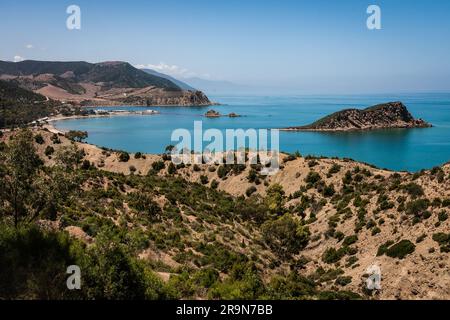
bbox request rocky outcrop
[205,109,221,117]
[283,102,431,131]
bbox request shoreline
[42,110,163,134]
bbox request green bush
[328,163,341,176]
[44,145,55,156]
[322,247,347,264]
[246,186,257,197]
[151,160,165,172]
[438,211,448,222]
[378,240,415,259]
[432,233,450,252]
[167,162,176,174]
[305,171,321,185]
[34,134,44,144]
[402,183,424,198]
[200,175,209,185]
[262,214,310,258]
[343,235,358,246]
[0,225,169,299]
[118,152,130,162]
[335,276,352,286]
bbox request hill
[0,80,58,128]
[0,60,212,106]
[284,102,431,131]
[2,128,449,299]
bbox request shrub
[371,227,381,236]
[34,134,44,144]
[81,160,91,170]
[343,235,358,246]
[405,199,430,216]
[432,233,450,253]
[323,184,336,197]
[151,160,165,172]
[134,152,142,159]
[51,133,61,144]
[44,145,55,156]
[129,165,136,173]
[402,183,424,198]
[247,169,257,183]
[265,184,285,214]
[322,247,347,264]
[328,163,341,176]
[246,186,257,197]
[210,180,219,189]
[65,130,88,142]
[380,240,415,259]
[0,225,168,299]
[308,160,318,167]
[305,171,321,185]
[438,211,448,222]
[200,175,208,185]
[262,214,310,258]
[335,276,352,286]
[167,162,176,174]
[118,152,130,162]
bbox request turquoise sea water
[54,93,450,172]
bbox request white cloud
[13,55,25,62]
[136,62,200,79]
[25,44,33,49]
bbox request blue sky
[1,0,450,93]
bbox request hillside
[284,102,431,131]
[0,60,212,106]
[2,128,449,300]
[0,80,58,128]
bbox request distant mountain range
[138,67,258,95]
[180,77,247,95]
[0,60,211,106]
[141,69,196,91]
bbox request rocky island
[282,102,431,131]
[204,110,241,118]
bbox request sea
[53,93,450,172]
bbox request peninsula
[282,102,431,131]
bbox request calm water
[54,93,450,172]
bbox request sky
[1,0,450,94]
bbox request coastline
[42,111,160,134]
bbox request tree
[264,184,285,215]
[262,214,310,258]
[0,129,42,227]
[118,152,130,162]
[0,129,79,227]
[65,130,88,142]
